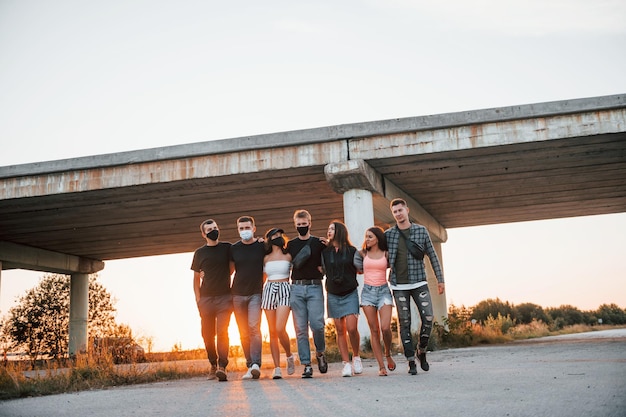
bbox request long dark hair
[329,220,353,250]
[362,226,388,251]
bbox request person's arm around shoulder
[353,249,364,274]
[193,270,202,304]
[318,247,327,275]
[226,243,235,275]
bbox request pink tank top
[363,254,388,286]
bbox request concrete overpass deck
[1,94,625,267]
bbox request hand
[438,282,445,295]
[319,237,329,245]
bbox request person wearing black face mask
[261,228,295,379]
[287,209,328,378]
[191,219,234,382]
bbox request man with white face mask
[230,216,266,380]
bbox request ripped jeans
[392,286,433,361]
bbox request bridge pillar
[69,273,89,356]
[429,241,447,325]
[342,188,375,338]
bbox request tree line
[0,274,127,364]
[467,298,626,327]
[1,275,624,362]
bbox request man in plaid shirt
[385,198,445,375]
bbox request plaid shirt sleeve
[413,225,444,284]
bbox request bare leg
[334,317,350,362]
[276,305,292,357]
[379,304,395,370]
[264,309,281,368]
[363,305,385,370]
[345,314,360,358]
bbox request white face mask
[239,230,254,241]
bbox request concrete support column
[426,241,448,326]
[342,189,375,338]
[69,273,89,356]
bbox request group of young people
[190,198,445,381]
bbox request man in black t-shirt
[287,209,328,378]
[191,219,233,382]
[230,216,266,380]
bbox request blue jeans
[289,284,326,365]
[392,286,433,361]
[197,294,232,368]
[232,294,262,367]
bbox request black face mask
[206,229,219,241]
[270,237,285,247]
[296,226,309,236]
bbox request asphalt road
[2,329,625,417]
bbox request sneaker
[251,363,261,379]
[216,367,228,381]
[302,365,313,378]
[317,352,328,374]
[417,349,430,372]
[408,360,417,375]
[352,356,363,374]
[286,355,295,375]
[207,365,217,380]
[341,361,352,377]
[272,367,282,379]
[242,367,253,380]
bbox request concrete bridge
[1,94,625,355]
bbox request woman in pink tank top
[355,226,396,376]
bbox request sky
[1,0,625,352]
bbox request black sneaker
[408,360,417,375]
[417,349,429,372]
[317,352,328,374]
[302,365,313,378]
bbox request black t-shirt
[230,240,266,296]
[287,236,325,281]
[190,242,232,297]
[322,245,358,296]
[395,228,410,284]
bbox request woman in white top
[355,226,395,376]
[262,228,295,379]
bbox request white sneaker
[353,356,363,374]
[286,355,295,375]
[251,363,261,379]
[272,367,282,379]
[242,367,253,380]
[342,361,352,377]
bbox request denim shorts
[360,283,394,310]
